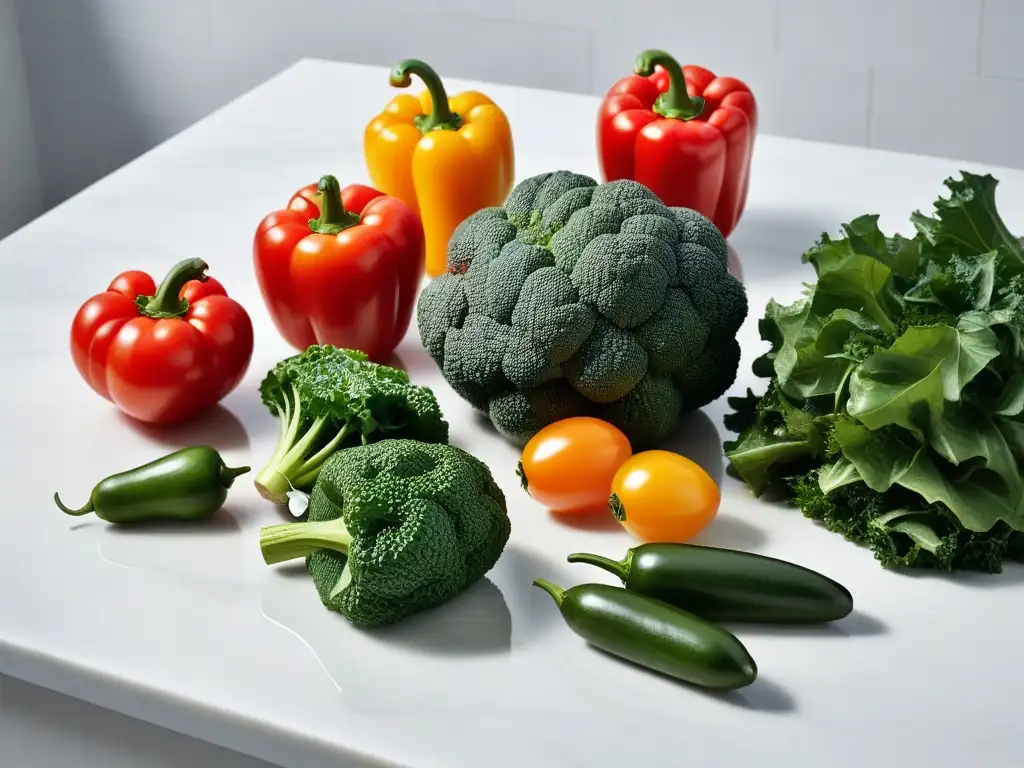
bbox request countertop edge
[0,640,406,768]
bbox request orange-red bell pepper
[364,58,514,277]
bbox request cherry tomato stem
[610,450,720,542]
[519,417,632,515]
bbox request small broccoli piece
[254,346,449,505]
[416,170,749,449]
[258,440,510,627]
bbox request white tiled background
[2,0,1024,240]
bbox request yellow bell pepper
[364,59,515,277]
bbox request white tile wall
[0,0,41,238]
[10,0,1024,215]
[778,0,984,75]
[871,69,1024,168]
[980,0,1024,79]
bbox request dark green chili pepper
[54,445,249,525]
[533,578,757,690]
[568,543,853,624]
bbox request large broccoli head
[417,171,748,448]
[259,439,511,627]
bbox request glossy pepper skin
[569,544,854,625]
[53,446,250,524]
[364,58,514,277]
[534,579,757,690]
[598,49,757,238]
[70,258,254,424]
[253,175,424,362]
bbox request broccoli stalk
[259,439,511,628]
[260,517,353,565]
[253,345,449,505]
[253,382,356,502]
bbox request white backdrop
[4,0,1024,240]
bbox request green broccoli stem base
[254,471,293,504]
[254,415,351,504]
[259,518,354,565]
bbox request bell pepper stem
[566,551,630,581]
[53,492,93,516]
[632,49,705,121]
[389,58,463,133]
[308,175,361,235]
[532,578,566,607]
[135,258,208,319]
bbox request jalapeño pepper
[568,543,853,624]
[54,445,249,524]
[534,578,757,690]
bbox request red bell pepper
[597,49,757,238]
[253,174,424,362]
[70,258,254,424]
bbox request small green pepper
[534,578,757,690]
[54,445,249,524]
[568,543,853,624]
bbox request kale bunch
[725,172,1024,573]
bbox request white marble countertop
[2,58,1022,768]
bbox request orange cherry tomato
[610,450,720,542]
[518,417,632,514]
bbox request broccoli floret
[417,171,748,449]
[258,439,511,627]
[254,346,449,504]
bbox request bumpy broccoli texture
[416,170,748,448]
[259,439,511,628]
[254,345,448,505]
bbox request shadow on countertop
[661,408,724,488]
[119,403,250,452]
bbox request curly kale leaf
[726,170,1024,573]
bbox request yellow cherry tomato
[518,417,632,514]
[610,450,720,542]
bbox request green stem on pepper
[389,58,463,133]
[532,578,566,607]
[135,258,208,319]
[220,464,251,486]
[308,175,361,235]
[632,49,705,121]
[53,493,93,516]
[565,551,631,581]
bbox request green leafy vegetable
[259,439,511,627]
[254,345,449,504]
[725,171,1024,573]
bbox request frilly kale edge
[724,171,1024,573]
